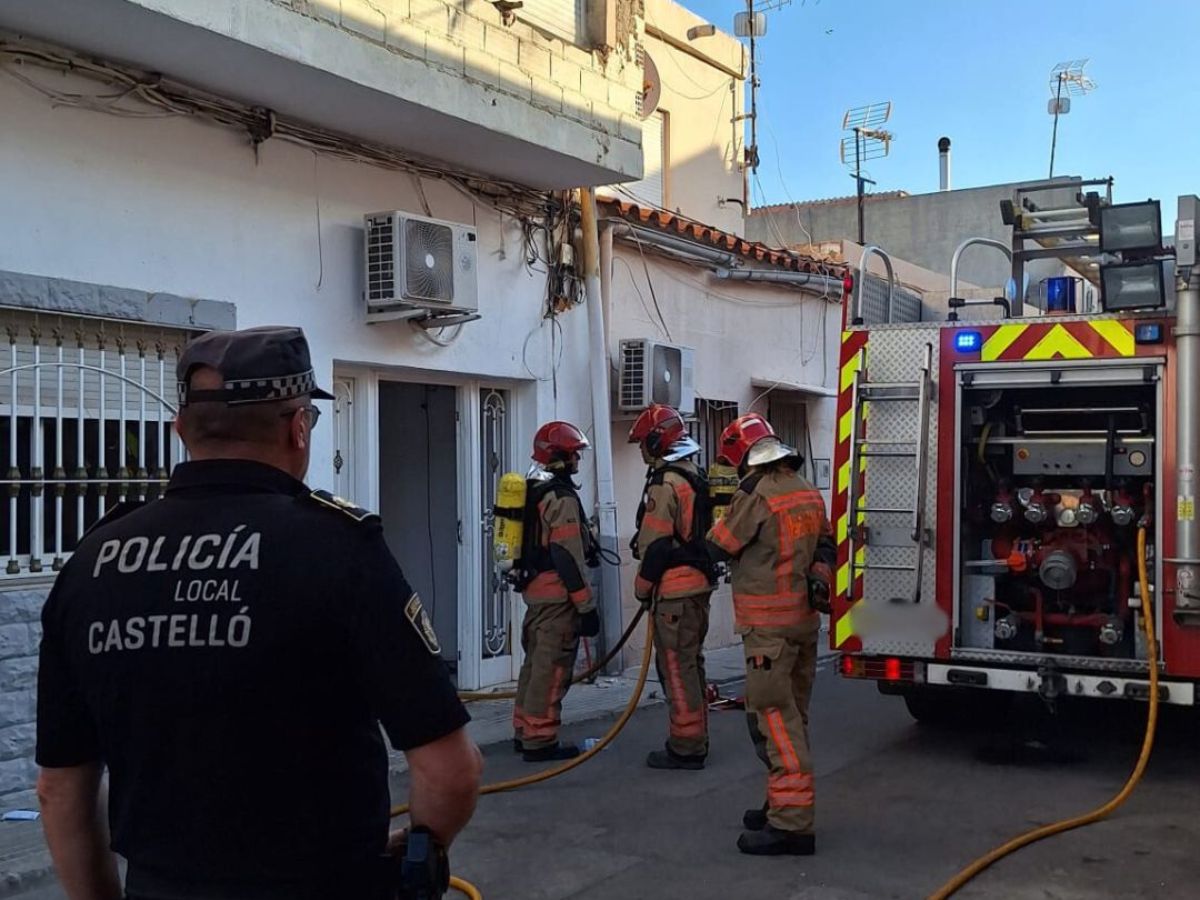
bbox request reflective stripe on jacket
[634,461,710,601]
[707,468,834,630]
[522,490,594,611]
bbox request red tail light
[842,273,854,299]
[839,654,915,682]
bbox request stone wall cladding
[282,1,645,140]
[0,588,49,806]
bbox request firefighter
[627,404,716,770]
[511,421,602,762]
[706,413,836,856]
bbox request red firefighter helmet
[716,413,775,468]
[627,404,688,458]
[531,421,591,465]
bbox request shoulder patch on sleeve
[404,593,441,655]
[82,500,147,538]
[738,473,765,495]
[308,490,379,523]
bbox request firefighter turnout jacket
[521,475,595,612]
[707,467,836,629]
[633,459,713,602]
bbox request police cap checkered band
[177,326,335,406]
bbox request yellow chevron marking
[836,562,849,596]
[1089,319,1135,357]
[1024,324,1091,361]
[838,461,851,494]
[840,346,864,392]
[981,324,1027,362]
[839,409,854,444]
[835,608,854,647]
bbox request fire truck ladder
[846,343,934,604]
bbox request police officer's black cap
[177,326,335,407]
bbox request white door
[332,377,356,500]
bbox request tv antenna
[733,0,792,175]
[1047,59,1096,178]
[840,101,894,244]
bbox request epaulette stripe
[308,490,379,523]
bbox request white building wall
[0,74,602,733]
[0,74,595,487]
[605,244,842,663]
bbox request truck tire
[902,686,1012,728]
[902,687,961,727]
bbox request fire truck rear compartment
[957,375,1157,663]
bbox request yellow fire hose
[399,617,657,898]
[457,607,647,702]
[929,527,1159,899]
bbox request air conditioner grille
[405,219,455,303]
[621,341,646,409]
[366,216,396,302]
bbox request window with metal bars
[690,398,738,470]
[0,313,194,577]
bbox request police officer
[35,326,482,900]
[706,413,835,856]
[627,405,715,770]
[511,421,601,762]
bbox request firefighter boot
[736,825,815,856]
[522,742,581,762]
[742,802,769,831]
[646,746,706,770]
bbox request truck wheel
[902,688,960,727]
[902,687,1012,728]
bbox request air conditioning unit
[363,211,479,320]
[617,338,695,413]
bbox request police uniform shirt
[36,459,469,888]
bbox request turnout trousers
[743,619,818,833]
[513,600,581,751]
[652,593,712,758]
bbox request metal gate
[0,319,189,577]
[479,388,512,662]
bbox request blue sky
[678,0,1197,223]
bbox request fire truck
[830,180,1200,721]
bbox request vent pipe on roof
[939,137,952,191]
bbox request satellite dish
[640,52,661,119]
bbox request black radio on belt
[394,826,450,900]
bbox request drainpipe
[714,268,845,292]
[580,188,624,669]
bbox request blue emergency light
[1134,322,1163,344]
[955,331,983,352]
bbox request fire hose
[929,526,1159,899]
[457,606,646,702]
[396,616,657,899]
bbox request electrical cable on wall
[0,38,554,221]
[627,230,673,341]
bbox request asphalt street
[417,664,1199,900]
[21,660,1200,899]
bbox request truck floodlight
[1100,259,1168,312]
[1099,200,1162,254]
